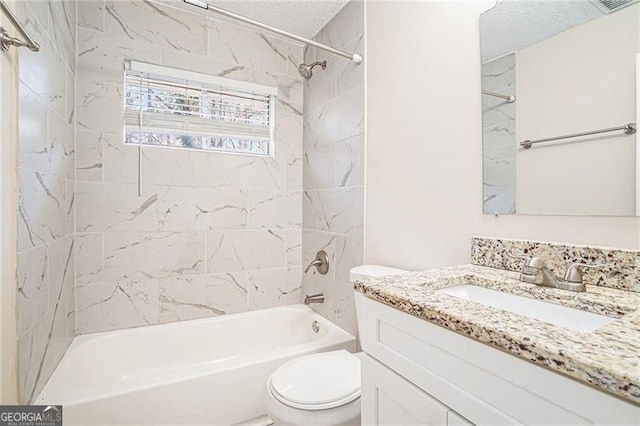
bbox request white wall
[365,1,640,272]
[516,4,639,216]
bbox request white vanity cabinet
[355,293,640,425]
[362,354,472,426]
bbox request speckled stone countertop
[354,265,640,405]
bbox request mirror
[480,0,639,216]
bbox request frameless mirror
[480,0,639,216]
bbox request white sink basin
[438,285,616,333]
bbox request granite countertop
[353,264,640,405]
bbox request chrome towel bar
[0,0,39,52]
[521,123,636,149]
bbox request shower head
[298,60,327,80]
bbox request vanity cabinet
[356,293,640,425]
[362,354,472,426]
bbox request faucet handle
[304,250,329,275]
[523,256,547,269]
[506,249,527,261]
[563,262,608,284]
[507,250,548,275]
[507,250,546,267]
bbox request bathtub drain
[312,321,320,333]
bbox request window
[124,61,277,156]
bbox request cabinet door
[361,354,448,425]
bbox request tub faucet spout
[305,293,325,304]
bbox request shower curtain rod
[183,0,363,64]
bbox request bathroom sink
[438,285,615,333]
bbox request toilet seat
[268,350,361,411]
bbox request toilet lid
[269,350,361,411]
[349,265,409,282]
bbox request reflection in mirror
[480,0,639,216]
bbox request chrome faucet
[304,293,325,304]
[508,252,605,292]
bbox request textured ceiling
[214,1,350,39]
[480,0,614,62]
[171,0,350,40]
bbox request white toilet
[266,265,408,426]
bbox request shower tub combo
[36,305,355,425]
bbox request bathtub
[36,304,356,425]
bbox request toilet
[266,265,408,426]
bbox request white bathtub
[36,305,356,425]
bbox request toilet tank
[349,265,409,282]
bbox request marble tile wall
[482,53,517,215]
[17,0,76,403]
[75,0,304,334]
[472,237,640,293]
[302,1,364,336]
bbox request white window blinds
[124,61,277,156]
